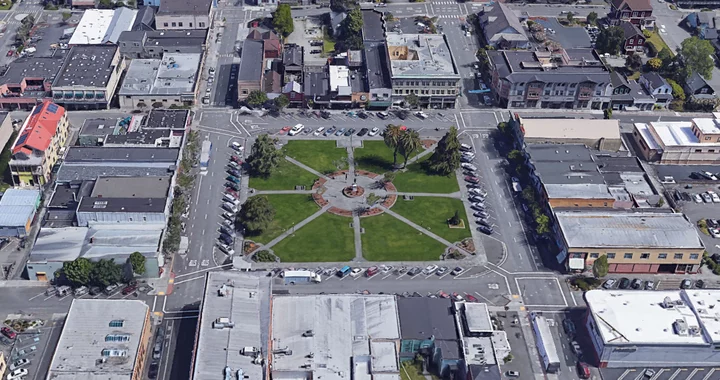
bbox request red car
[225,189,238,197]
[465,176,481,184]
[1,327,16,340]
[230,155,242,164]
[121,284,138,295]
[6,50,13,57]
[465,294,479,302]
[279,126,291,135]
[577,362,590,379]
[438,291,450,299]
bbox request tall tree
[586,11,598,25]
[63,258,92,285]
[330,0,358,12]
[658,47,674,67]
[272,4,294,37]
[128,251,146,275]
[338,8,364,50]
[399,129,421,168]
[428,126,461,175]
[238,196,276,235]
[593,255,609,278]
[595,26,624,55]
[625,54,643,71]
[246,90,268,107]
[404,93,420,109]
[274,94,290,110]
[383,125,403,167]
[566,12,574,24]
[681,36,715,79]
[246,134,282,177]
[90,259,123,286]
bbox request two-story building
[609,0,654,28]
[51,46,124,110]
[9,101,69,187]
[632,117,720,164]
[619,21,646,54]
[478,2,530,49]
[639,72,673,108]
[487,48,612,110]
[610,71,655,110]
[118,53,201,109]
[155,0,212,30]
[685,72,716,99]
[117,29,207,59]
[0,56,63,110]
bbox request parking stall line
[28,292,45,301]
[617,369,634,380]
[669,369,687,380]
[703,369,716,380]
[43,295,55,301]
[687,368,704,380]
[650,369,669,380]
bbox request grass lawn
[322,27,335,55]
[400,362,427,380]
[646,32,673,56]
[248,158,319,190]
[284,140,348,174]
[361,214,446,261]
[354,141,424,174]
[0,1,12,10]
[393,155,459,193]
[391,197,470,243]
[272,212,355,262]
[247,194,319,244]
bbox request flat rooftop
[191,272,270,380]
[145,29,207,47]
[693,117,720,135]
[488,48,609,83]
[238,40,264,82]
[272,295,400,380]
[385,33,459,78]
[520,118,620,141]
[544,183,611,199]
[638,119,720,148]
[397,297,458,340]
[79,118,120,137]
[69,8,137,45]
[77,197,166,213]
[64,147,179,162]
[364,42,392,89]
[463,303,493,334]
[157,0,211,15]
[0,56,63,85]
[556,211,703,249]
[586,289,720,346]
[145,109,189,129]
[362,10,385,41]
[53,45,118,88]
[120,54,200,96]
[47,299,149,380]
[91,176,170,198]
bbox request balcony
[526,92,541,100]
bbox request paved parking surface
[535,18,592,48]
[1,314,65,380]
[602,367,720,380]
[516,277,568,307]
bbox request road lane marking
[28,292,45,301]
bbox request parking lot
[665,180,720,256]
[534,18,592,48]
[601,367,720,380]
[1,314,65,380]
[286,16,325,64]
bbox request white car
[709,191,720,203]
[695,193,703,203]
[231,141,243,151]
[423,265,438,275]
[468,188,486,196]
[415,111,428,119]
[461,163,477,171]
[368,127,380,136]
[314,127,325,136]
[9,359,29,371]
[350,268,364,276]
[288,123,305,136]
[7,368,28,380]
[462,152,476,160]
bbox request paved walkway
[285,156,330,181]
[255,190,315,195]
[352,214,363,261]
[380,206,472,257]
[390,191,462,199]
[262,205,331,250]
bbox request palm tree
[399,129,421,168]
[383,124,403,167]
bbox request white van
[223,194,238,204]
[460,143,473,152]
[288,124,305,136]
[74,286,88,297]
[56,285,71,297]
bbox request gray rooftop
[0,188,40,206]
[463,303,493,334]
[487,48,610,84]
[0,56,63,85]
[47,299,149,380]
[397,297,458,340]
[272,295,400,380]
[191,272,270,380]
[556,211,704,249]
[642,71,668,90]
[56,165,173,182]
[525,144,604,185]
[44,209,77,228]
[238,40,264,82]
[364,42,392,89]
[686,72,713,93]
[479,3,528,43]
[53,45,118,88]
[304,67,330,97]
[282,44,303,68]
[79,118,120,137]
[77,197,166,213]
[145,109,189,129]
[362,10,385,42]
[157,0,211,15]
[0,205,35,227]
[119,53,200,96]
[544,183,611,199]
[64,147,179,163]
[104,129,177,146]
[385,33,459,78]
[145,29,207,47]
[49,181,94,209]
[91,176,170,198]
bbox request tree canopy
[398,129,421,168]
[586,11,598,25]
[246,134,282,177]
[128,252,146,275]
[383,125,404,167]
[63,258,92,286]
[404,93,420,109]
[90,259,123,286]
[337,8,364,50]
[246,90,269,107]
[274,94,290,110]
[272,4,294,37]
[680,36,715,79]
[330,0,358,11]
[428,126,461,175]
[625,54,643,71]
[647,57,662,71]
[238,196,276,235]
[593,255,609,278]
[595,26,624,55]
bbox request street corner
[515,277,568,308]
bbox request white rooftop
[638,119,720,148]
[385,33,459,78]
[544,183,611,200]
[329,65,351,95]
[634,123,662,151]
[69,8,137,45]
[272,295,400,380]
[693,118,720,134]
[119,54,201,96]
[520,118,620,141]
[464,303,493,334]
[586,289,720,345]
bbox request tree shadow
[355,155,393,173]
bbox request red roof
[12,101,65,155]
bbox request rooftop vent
[674,319,689,336]
[213,317,235,329]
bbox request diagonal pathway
[261,205,331,250]
[379,206,472,256]
[284,156,331,181]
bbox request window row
[589,252,699,260]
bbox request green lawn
[272,212,355,262]
[322,27,336,55]
[646,32,673,56]
[248,158,319,190]
[361,214,446,261]
[391,197,470,243]
[354,141,424,174]
[247,194,319,244]
[393,155,459,193]
[400,362,427,380]
[284,140,348,174]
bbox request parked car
[469,196,485,203]
[451,292,464,301]
[460,143,473,152]
[477,225,493,234]
[218,234,233,245]
[407,267,422,276]
[461,163,477,171]
[225,182,240,191]
[377,111,389,119]
[562,319,576,336]
[475,218,491,227]
[577,362,590,379]
[644,280,655,290]
[357,128,368,136]
[148,361,159,379]
[6,368,28,380]
[230,155,242,163]
[694,193,703,203]
[471,204,486,212]
[423,265,438,275]
[350,267,364,276]
[325,126,337,136]
[335,127,346,136]
[681,279,693,289]
[468,188,487,196]
[618,277,630,289]
[314,127,326,136]
[1,327,16,340]
[104,284,120,295]
[465,176,481,184]
[451,267,464,276]
[231,141,243,151]
[703,193,713,203]
[436,266,448,276]
[358,112,369,119]
[344,128,356,136]
[465,294,479,302]
[602,279,617,289]
[460,155,474,163]
[9,359,29,371]
[122,283,138,295]
[225,175,240,184]
[571,341,583,357]
[222,212,235,220]
[506,371,520,378]
[415,111,428,119]
[366,266,379,277]
[631,278,642,289]
[369,127,380,136]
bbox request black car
[696,279,705,288]
[321,111,331,119]
[407,267,422,276]
[218,233,233,245]
[618,277,630,289]
[226,182,240,191]
[630,278,642,289]
[344,128,356,136]
[477,225,493,235]
[357,128,368,136]
[227,169,241,177]
[358,112,369,119]
[396,110,408,120]
[89,286,102,296]
[148,362,159,379]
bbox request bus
[337,266,351,278]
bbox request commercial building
[68,8,137,46]
[511,115,622,151]
[632,117,720,164]
[585,289,720,367]
[155,0,212,30]
[118,29,207,59]
[9,101,68,187]
[386,33,461,109]
[190,272,271,380]
[0,189,41,237]
[119,53,201,109]
[487,48,612,110]
[45,180,94,228]
[51,46,123,110]
[238,39,264,100]
[556,211,704,273]
[272,294,402,380]
[56,146,179,182]
[478,3,530,49]
[46,299,152,380]
[0,56,63,110]
[364,42,393,109]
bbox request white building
[69,8,137,46]
[586,289,720,367]
[118,53,201,109]
[632,117,720,164]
